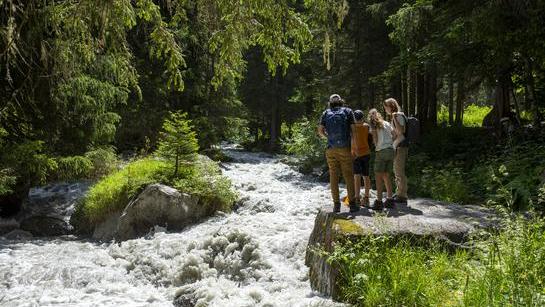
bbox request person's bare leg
[354,174,362,203]
[363,176,371,198]
[375,173,384,202]
[384,173,393,198]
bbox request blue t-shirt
[319,107,355,148]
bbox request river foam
[0,147,344,307]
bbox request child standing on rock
[368,108,395,210]
[351,110,372,207]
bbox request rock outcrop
[116,184,203,241]
[305,199,498,300]
[92,184,210,241]
[20,216,71,236]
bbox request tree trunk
[174,149,179,177]
[511,89,522,126]
[409,69,417,116]
[455,79,465,126]
[416,71,426,128]
[391,74,402,105]
[401,69,408,114]
[269,72,283,152]
[525,58,542,125]
[427,70,438,128]
[494,70,512,126]
[448,76,454,125]
[368,81,375,109]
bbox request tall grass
[82,158,170,224]
[329,216,545,306]
[329,236,467,306]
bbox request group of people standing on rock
[318,94,409,213]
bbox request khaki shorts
[374,148,394,173]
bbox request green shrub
[47,147,119,182]
[173,156,237,213]
[421,164,470,203]
[52,156,93,181]
[0,140,57,186]
[0,168,16,196]
[84,147,119,179]
[283,118,327,171]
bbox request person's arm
[392,113,406,137]
[351,124,356,156]
[370,126,378,146]
[318,112,327,139]
[318,125,327,139]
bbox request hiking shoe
[361,196,370,207]
[393,196,408,204]
[333,203,341,213]
[349,202,360,213]
[373,200,383,211]
[385,198,396,209]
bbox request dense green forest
[1,1,544,213]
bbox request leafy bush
[52,156,94,181]
[0,169,16,196]
[283,118,327,172]
[407,127,545,210]
[47,147,119,182]
[84,147,119,179]
[0,140,57,187]
[173,156,237,213]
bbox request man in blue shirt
[318,94,359,213]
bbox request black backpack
[397,113,420,146]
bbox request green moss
[333,218,364,236]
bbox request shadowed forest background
[1,0,545,215]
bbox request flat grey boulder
[115,184,204,241]
[305,198,498,300]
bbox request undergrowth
[330,215,545,306]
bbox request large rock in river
[305,199,498,300]
[93,184,211,241]
[116,184,206,241]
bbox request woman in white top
[368,109,394,210]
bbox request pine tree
[156,112,199,177]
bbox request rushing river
[0,148,344,307]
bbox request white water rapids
[0,149,345,306]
